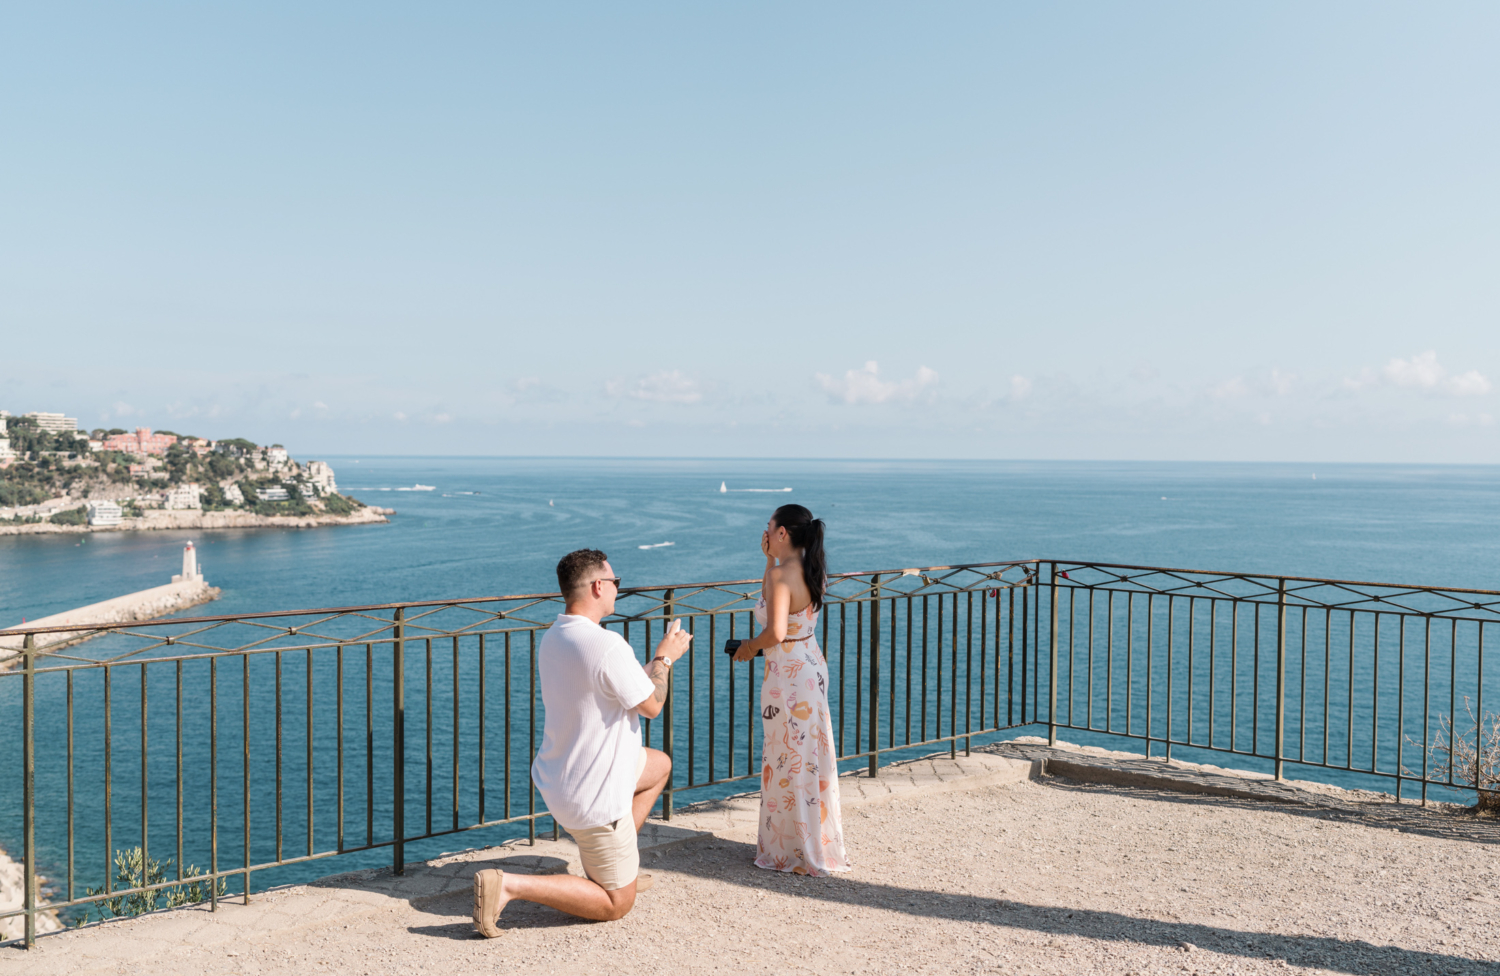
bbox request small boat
[720,482,727,493]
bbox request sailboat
[720,482,727,493]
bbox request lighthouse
[171,541,204,584]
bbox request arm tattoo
[647,658,670,703]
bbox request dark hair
[771,504,827,611]
[556,548,609,596]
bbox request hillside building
[164,483,203,510]
[87,501,124,527]
[305,460,337,494]
[102,428,178,456]
[23,412,79,434]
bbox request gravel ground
[11,768,1497,976]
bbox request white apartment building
[258,486,290,502]
[305,460,337,494]
[24,412,79,434]
[222,482,245,505]
[87,501,124,527]
[164,483,204,510]
[267,446,289,465]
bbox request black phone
[723,639,762,658]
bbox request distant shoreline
[0,507,393,536]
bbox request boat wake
[719,482,791,493]
[638,541,675,550]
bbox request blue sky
[3,3,1497,461]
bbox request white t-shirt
[530,614,657,830]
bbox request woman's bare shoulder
[769,561,801,585]
[771,561,812,604]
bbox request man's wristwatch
[653,655,673,668]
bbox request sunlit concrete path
[5,745,1498,976]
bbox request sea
[7,457,1500,623]
[3,458,1499,910]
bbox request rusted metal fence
[0,559,1036,946]
[5,558,1498,947]
[1044,561,1500,797]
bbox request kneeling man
[473,548,691,935]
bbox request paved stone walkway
[5,744,1498,975]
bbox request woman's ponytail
[773,504,827,610]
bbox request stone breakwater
[0,847,60,942]
[0,507,390,536]
[0,580,220,659]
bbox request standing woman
[732,504,850,875]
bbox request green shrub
[49,507,88,526]
[323,493,356,515]
[83,846,227,921]
[0,483,47,507]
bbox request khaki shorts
[569,750,646,891]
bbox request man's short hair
[556,549,609,596]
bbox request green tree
[164,445,191,483]
[49,508,88,526]
[83,846,226,921]
[0,483,46,507]
[200,483,229,511]
[206,454,241,480]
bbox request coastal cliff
[0,506,392,536]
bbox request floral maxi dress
[754,597,851,875]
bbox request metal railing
[5,558,1498,948]
[1044,561,1500,798]
[0,559,1037,947]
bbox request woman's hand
[732,639,759,662]
[760,529,771,558]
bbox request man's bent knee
[603,886,636,921]
[638,747,672,789]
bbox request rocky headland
[0,506,392,536]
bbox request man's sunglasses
[594,577,623,590]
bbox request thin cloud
[816,361,938,405]
[606,370,702,404]
[1210,377,1247,400]
[1379,351,1490,397]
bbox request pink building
[102,427,178,456]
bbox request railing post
[22,633,36,949]
[1274,578,1287,781]
[392,608,406,874]
[662,589,674,820]
[868,575,881,778]
[1048,563,1059,746]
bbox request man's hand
[639,619,693,713]
[654,618,692,664]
